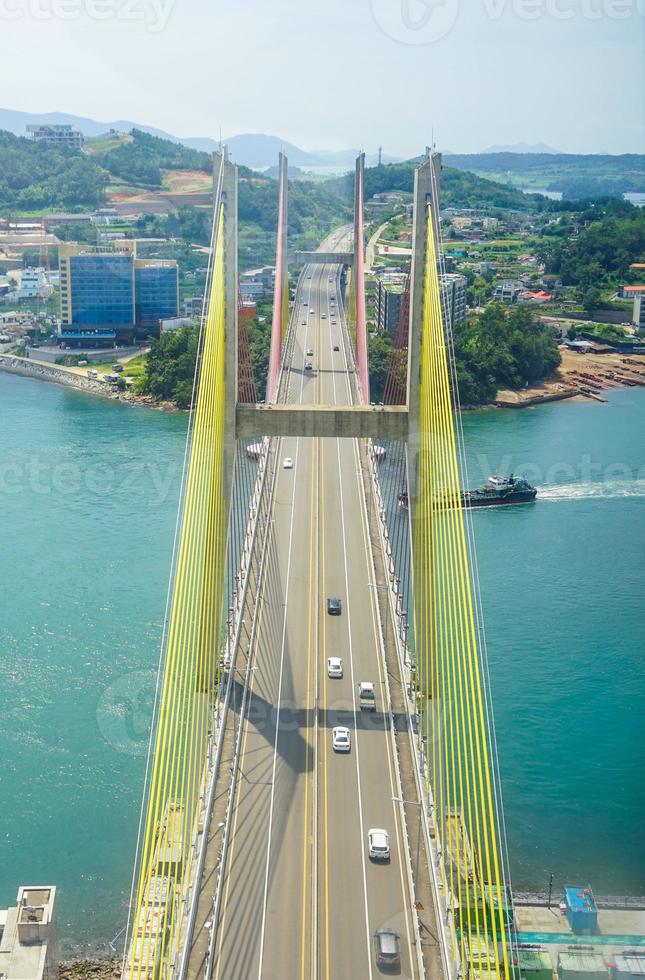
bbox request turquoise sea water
[0,375,643,951]
[460,389,645,898]
[0,375,187,954]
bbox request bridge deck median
[236,403,409,440]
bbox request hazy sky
[1,0,643,154]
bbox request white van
[358,681,376,711]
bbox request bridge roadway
[200,259,419,978]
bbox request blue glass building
[69,254,134,326]
[135,264,179,331]
[59,244,178,346]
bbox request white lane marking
[351,437,418,976]
[256,432,301,980]
[256,264,320,978]
[333,438,374,980]
[323,273,374,980]
[330,273,417,976]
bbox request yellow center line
[300,265,324,979]
[300,401,317,978]
[318,268,331,980]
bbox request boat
[462,474,537,507]
[396,474,537,511]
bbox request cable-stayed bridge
[121,149,514,980]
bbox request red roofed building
[520,289,552,304]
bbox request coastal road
[209,258,419,979]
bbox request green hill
[443,151,645,199]
[0,129,107,211]
[92,128,212,188]
[324,160,546,212]
[0,127,216,211]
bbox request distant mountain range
[483,142,560,154]
[0,107,398,170]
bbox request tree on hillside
[141,326,200,407]
[0,130,107,211]
[540,205,645,287]
[323,160,547,213]
[247,317,272,397]
[450,304,561,404]
[368,329,393,403]
[94,129,212,188]
[140,313,273,406]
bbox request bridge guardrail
[195,260,308,977]
[199,437,281,980]
[338,275,426,979]
[352,442,426,980]
[365,442,458,980]
[175,433,276,980]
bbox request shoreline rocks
[0,355,181,413]
[59,957,121,980]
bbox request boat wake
[539,480,645,501]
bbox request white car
[302,321,307,326]
[321,313,327,319]
[327,657,343,678]
[368,829,390,861]
[332,726,351,753]
[309,309,315,315]
[305,361,313,371]
[283,457,294,469]
[306,347,314,356]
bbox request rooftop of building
[0,886,56,980]
[515,949,552,969]
[565,885,598,914]
[557,951,607,971]
[614,954,645,974]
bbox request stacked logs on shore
[565,358,645,400]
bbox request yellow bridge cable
[413,204,511,980]
[125,205,228,980]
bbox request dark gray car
[374,928,401,970]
